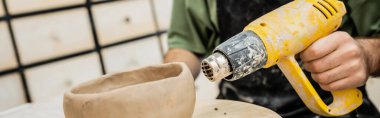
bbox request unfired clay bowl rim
[64,62,193,97]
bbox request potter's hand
[300,31,369,91]
[164,48,201,78]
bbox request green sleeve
[167,0,219,56]
[341,0,380,36]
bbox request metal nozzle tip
[201,61,214,80]
[201,52,232,82]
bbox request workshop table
[0,96,280,118]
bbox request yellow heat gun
[201,0,362,116]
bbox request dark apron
[216,0,380,117]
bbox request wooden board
[25,53,102,102]
[153,0,173,31]
[0,22,18,71]
[91,0,106,2]
[102,37,162,73]
[192,100,281,118]
[160,33,169,53]
[0,1,4,17]
[0,73,27,112]
[366,78,380,110]
[12,8,94,65]
[92,0,156,46]
[6,0,85,14]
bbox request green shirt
[168,0,380,55]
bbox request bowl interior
[71,64,183,94]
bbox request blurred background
[0,0,378,117]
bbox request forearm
[357,38,380,76]
[164,48,201,78]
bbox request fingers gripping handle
[277,56,362,116]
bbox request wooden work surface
[192,100,281,118]
[0,98,281,118]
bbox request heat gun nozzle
[201,52,232,82]
[201,61,213,80]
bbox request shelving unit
[0,0,171,111]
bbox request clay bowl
[63,62,196,118]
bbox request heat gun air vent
[313,0,337,19]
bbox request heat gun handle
[277,56,363,116]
